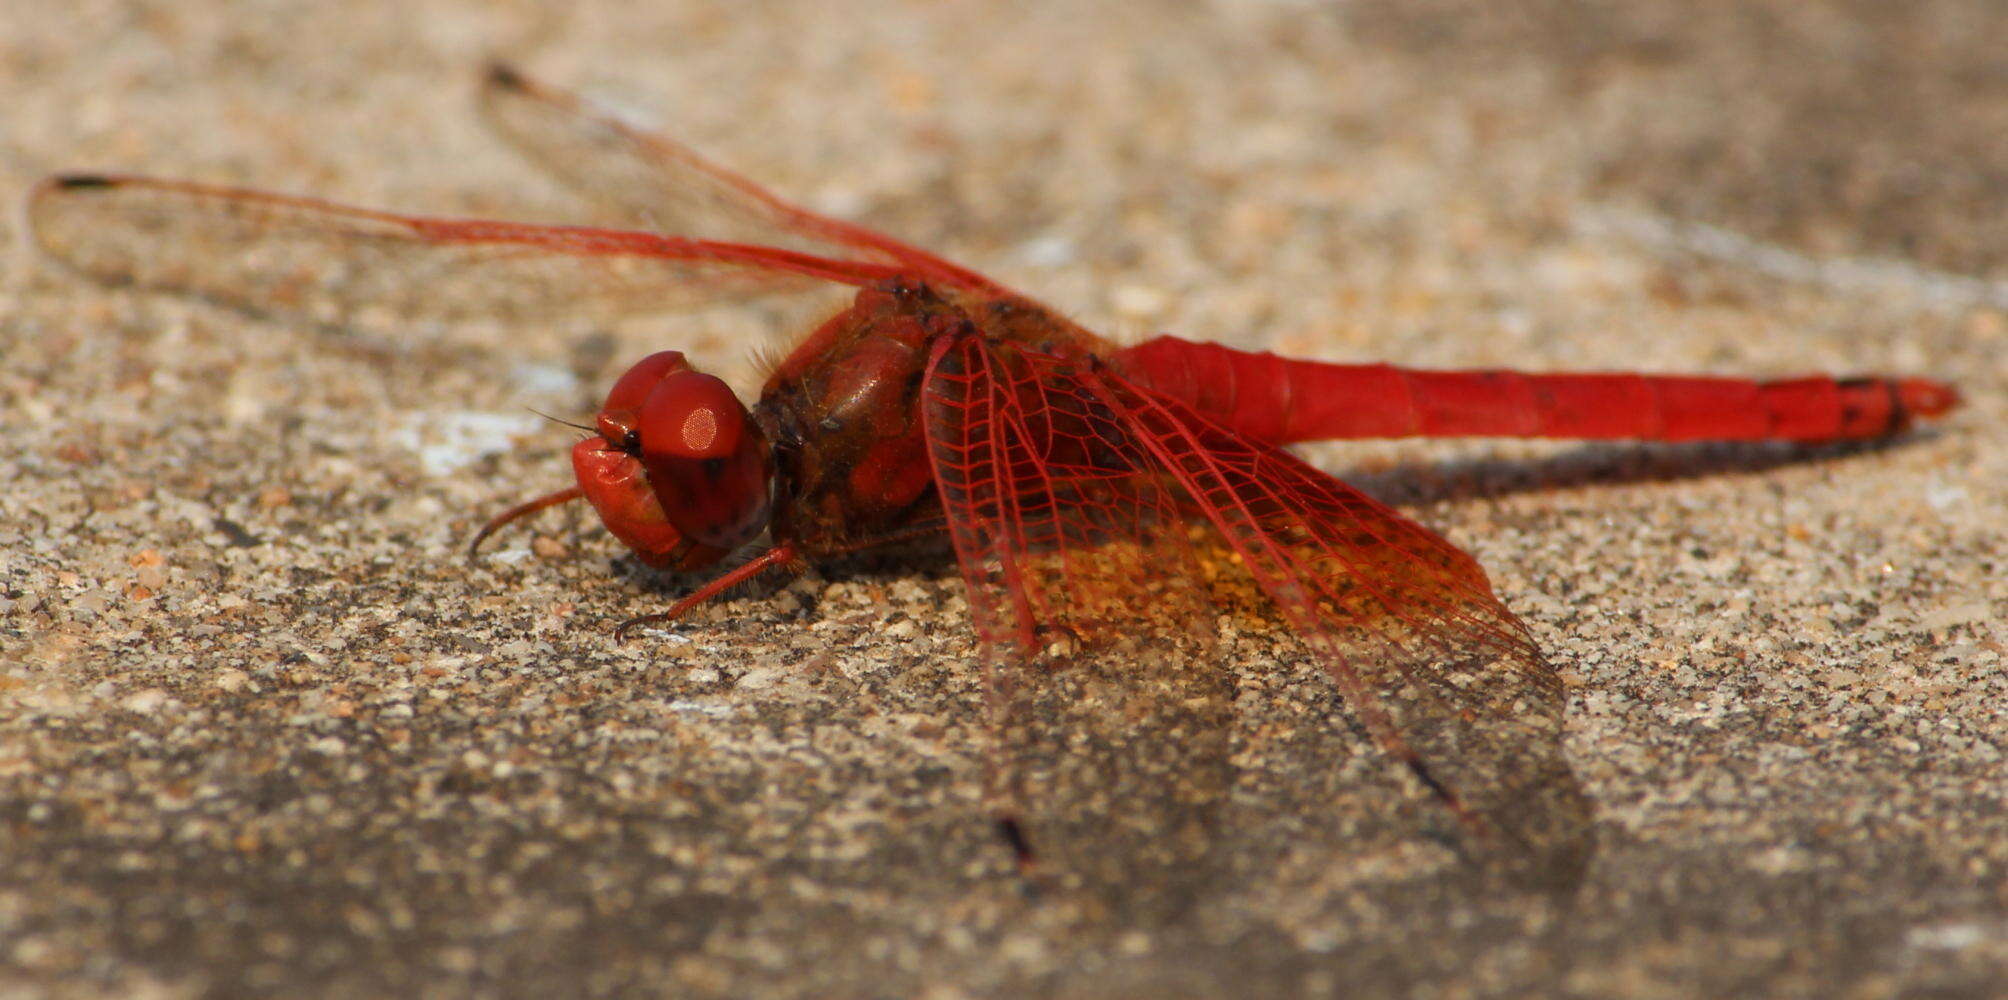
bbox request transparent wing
[24,173,907,327]
[921,334,1591,877]
[478,63,1005,295]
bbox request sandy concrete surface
[2,1,2003,997]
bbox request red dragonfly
[27,65,1959,862]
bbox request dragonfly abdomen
[1113,336,1960,444]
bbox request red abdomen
[1112,336,1960,445]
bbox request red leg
[613,544,801,640]
[468,485,585,558]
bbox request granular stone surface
[2,2,2002,997]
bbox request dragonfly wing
[24,174,905,327]
[921,333,1590,877]
[919,330,1241,891]
[920,332,1219,658]
[478,64,1005,294]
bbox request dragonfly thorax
[751,283,978,557]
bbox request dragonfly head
[572,351,773,569]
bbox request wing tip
[22,174,124,258]
[42,172,119,192]
[483,60,527,92]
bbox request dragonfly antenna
[527,407,595,435]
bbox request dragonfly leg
[467,485,585,559]
[613,543,801,641]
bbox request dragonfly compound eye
[637,372,748,461]
[633,371,774,553]
[595,350,692,446]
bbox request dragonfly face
[575,350,774,569]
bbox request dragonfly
[26,64,1960,866]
